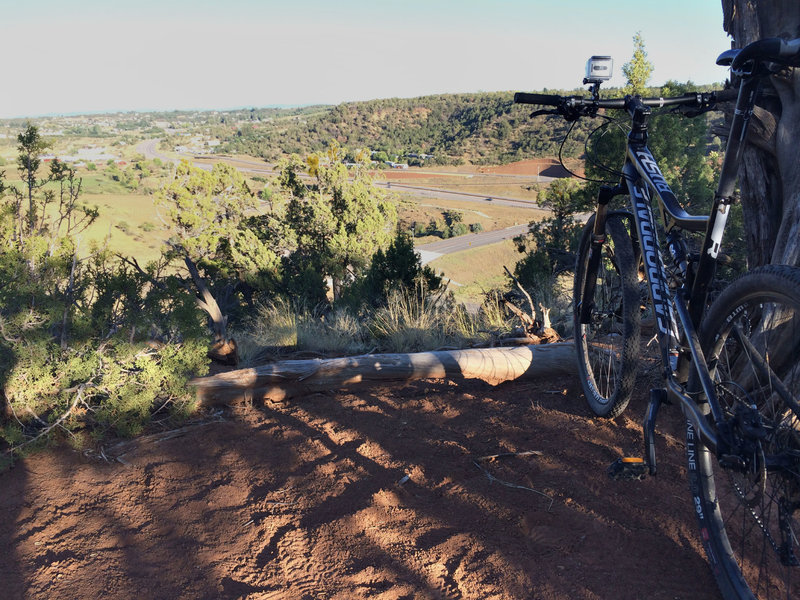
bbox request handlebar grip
[514,92,562,106]
[713,88,738,103]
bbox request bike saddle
[718,38,800,73]
[716,48,739,67]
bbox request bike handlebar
[513,92,567,106]
[513,89,738,114]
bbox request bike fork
[579,185,624,324]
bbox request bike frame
[588,75,764,454]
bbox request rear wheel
[573,212,640,418]
[688,265,800,599]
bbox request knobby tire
[573,212,640,418]
[687,265,800,599]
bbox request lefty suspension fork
[579,185,627,324]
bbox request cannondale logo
[631,186,679,339]
[636,150,672,194]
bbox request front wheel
[573,212,640,418]
[688,265,800,599]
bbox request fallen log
[190,342,576,405]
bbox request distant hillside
[216,91,594,165]
[211,83,721,166]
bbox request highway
[415,223,530,264]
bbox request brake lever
[673,106,709,118]
[673,100,715,118]
[529,109,558,118]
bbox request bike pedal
[608,457,648,481]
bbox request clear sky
[0,0,731,118]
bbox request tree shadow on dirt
[0,368,721,600]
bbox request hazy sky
[0,0,731,118]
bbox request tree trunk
[720,1,800,266]
[190,343,576,405]
[183,256,238,365]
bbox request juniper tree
[622,32,654,96]
[277,151,397,301]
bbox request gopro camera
[585,56,613,83]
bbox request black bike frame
[591,75,763,453]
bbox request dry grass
[395,193,546,235]
[237,299,371,365]
[238,289,519,361]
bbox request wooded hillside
[215,84,724,165]
[216,91,599,164]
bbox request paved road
[375,182,543,210]
[415,223,530,264]
[137,139,174,163]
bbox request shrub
[451,222,469,237]
[343,231,442,309]
[2,335,208,448]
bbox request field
[86,193,168,263]
[428,239,522,305]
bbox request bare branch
[8,384,92,455]
[504,265,536,323]
[116,254,168,291]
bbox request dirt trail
[1,374,721,599]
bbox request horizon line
[0,81,726,122]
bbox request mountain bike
[515,37,800,600]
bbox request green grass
[4,169,170,264]
[83,193,168,263]
[428,239,523,305]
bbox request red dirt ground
[374,159,575,180]
[0,370,722,600]
[477,159,561,176]
[377,170,450,180]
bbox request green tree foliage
[622,32,654,96]
[345,231,443,308]
[514,178,588,286]
[155,160,283,347]
[15,124,50,236]
[157,160,280,280]
[272,150,398,301]
[0,126,211,463]
[219,92,603,165]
